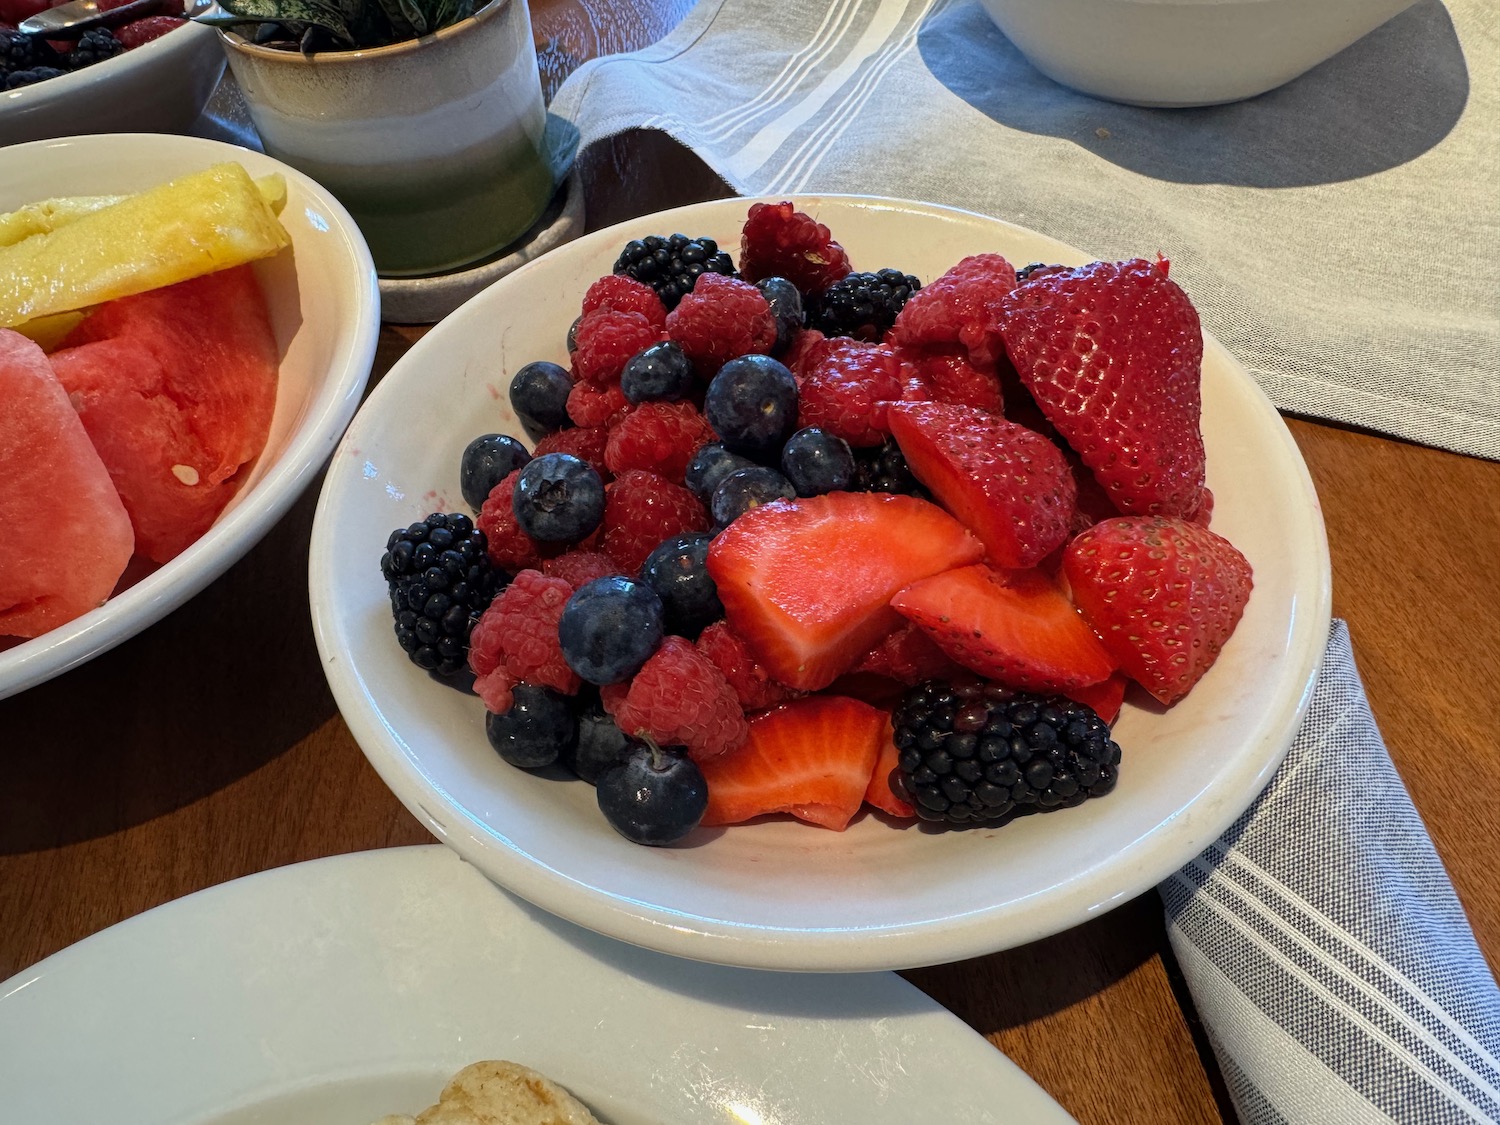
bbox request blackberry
[5,66,64,89]
[891,679,1121,825]
[65,28,123,70]
[1,29,59,74]
[805,269,921,341]
[381,512,504,678]
[851,439,929,500]
[613,233,736,310]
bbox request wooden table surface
[3,3,1498,1123]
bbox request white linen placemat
[549,0,1499,460]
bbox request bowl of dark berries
[308,194,1331,973]
[0,0,223,146]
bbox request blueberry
[459,433,531,510]
[509,360,573,441]
[703,354,799,458]
[558,576,665,685]
[620,341,695,404]
[566,315,582,353]
[711,465,796,528]
[512,453,605,543]
[485,684,578,770]
[780,427,855,497]
[754,276,804,356]
[639,532,722,639]
[596,739,708,846]
[684,442,757,506]
[559,689,633,784]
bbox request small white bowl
[978,0,1421,107]
[0,133,380,699]
[0,18,224,147]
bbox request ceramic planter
[220,0,554,277]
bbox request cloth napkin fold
[1162,621,1500,1123]
[549,0,1498,461]
[548,5,1500,1120]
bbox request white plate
[310,195,1331,972]
[0,133,380,700]
[0,845,1074,1124]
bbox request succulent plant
[200,0,477,51]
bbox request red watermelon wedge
[48,264,280,564]
[0,330,134,638]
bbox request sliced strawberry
[699,696,886,830]
[891,564,1115,693]
[706,492,983,691]
[887,401,1076,569]
[1063,516,1252,705]
[999,258,1207,518]
[1063,672,1128,725]
[864,732,916,819]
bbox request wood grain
[2,4,1496,1125]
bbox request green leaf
[204,0,356,45]
[199,0,477,47]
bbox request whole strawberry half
[698,695,888,830]
[1063,516,1253,705]
[887,400,1077,569]
[706,491,983,691]
[999,258,1207,519]
[891,564,1115,693]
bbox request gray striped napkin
[548,0,1499,461]
[548,4,1500,1119]
[1162,621,1500,1123]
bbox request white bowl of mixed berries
[0,0,223,146]
[310,195,1330,972]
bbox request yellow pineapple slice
[11,310,87,350]
[0,163,291,328]
[0,174,287,250]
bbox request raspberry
[604,400,717,482]
[851,622,965,685]
[477,469,558,573]
[889,253,1018,369]
[532,424,610,478]
[581,274,667,327]
[571,308,663,386]
[467,569,580,711]
[796,340,905,447]
[738,201,852,296]
[602,469,710,573]
[900,347,1004,414]
[664,273,777,377]
[695,621,795,712]
[602,636,749,760]
[782,327,829,381]
[566,379,631,428]
[114,15,185,48]
[541,549,623,588]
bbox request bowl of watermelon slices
[311,194,1330,972]
[0,132,379,699]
